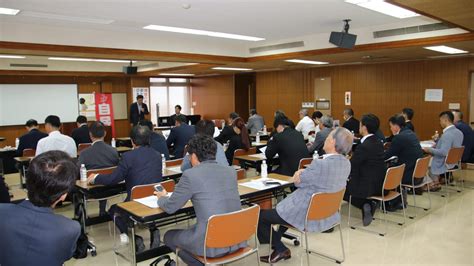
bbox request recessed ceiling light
[143,25,265,42]
[424,45,468,54]
[212,67,253,71]
[285,59,329,65]
[0,54,25,59]
[345,0,419,19]
[48,57,136,63]
[0,7,20,16]
[21,11,114,24]
[159,73,195,76]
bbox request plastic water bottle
[263,125,267,134]
[161,154,166,174]
[351,130,355,136]
[80,164,87,182]
[313,151,319,160]
[111,138,116,148]
[188,120,192,125]
[15,138,19,149]
[261,160,268,178]
[256,132,260,143]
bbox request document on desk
[239,178,289,191]
[248,153,266,159]
[134,193,173,208]
[420,141,436,149]
[167,166,182,173]
[259,146,267,154]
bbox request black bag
[73,231,89,259]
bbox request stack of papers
[248,153,267,159]
[420,141,435,149]
[134,193,173,208]
[239,178,289,191]
[167,166,182,173]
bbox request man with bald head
[452,110,473,163]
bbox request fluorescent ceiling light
[0,7,20,15]
[144,25,265,41]
[159,73,195,76]
[21,11,114,24]
[345,0,419,19]
[424,45,468,54]
[0,54,25,59]
[48,57,136,63]
[212,67,253,71]
[285,59,329,65]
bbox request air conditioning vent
[250,41,305,53]
[10,63,48,68]
[373,23,454,38]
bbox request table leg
[129,219,137,266]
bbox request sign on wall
[425,89,443,102]
[133,87,150,105]
[95,93,116,138]
[345,91,351,105]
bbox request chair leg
[347,196,352,228]
[427,185,432,210]
[381,201,387,237]
[176,249,180,266]
[304,232,310,265]
[410,190,417,219]
[255,235,261,266]
[400,190,407,226]
[338,223,345,263]
[268,225,273,263]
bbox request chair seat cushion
[368,191,400,201]
[192,247,255,264]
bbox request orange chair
[298,158,313,170]
[348,164,406,236]
[78,143,92,155]
[131,180,176,200]
[176,205,261,265]
[271,189,346,264]
[22,148,35,157]
[233,147,257,166]
[441,146,464,195]
[402,156,432,218]
[166,158,184,168]
[236,168,246,180]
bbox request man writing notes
[16,119,48,156]
[130,94,149,126]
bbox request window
[150,77,191,125]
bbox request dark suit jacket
[214,125,236,145]
[406,121,415,132]
[78,140,119,170]
[343,117,360,134]
[169,114,186,127]
[347,135,386,198]
[166,124,195,158]
[0,177,10,203]
[225,134,246,165]
[71,124,92,147]
[308,127,332,155]
[266,127,310,176]
[129,102,149,126]
[0,200,80,266]
[384,128,423,184]
[150,132,170,160]
[455,121,474,162]
[16,128,48,156]
[94,146,162,201]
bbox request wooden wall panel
[191,75,234,120]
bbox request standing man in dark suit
[266,115,309,176]
[167,115,196,158]
[452,110,474,163]
[344,114,386,226]
[402,107,415,132]
[129,95,149,126]
[214,112,239,144]
[0,151,80,266]
[71,115,91,146]
[16,119,48,156]
[156,134,245,266]
[342,108,360,134]
[88,125,162,250]
[139,120,170,160]
[169,104,185,127]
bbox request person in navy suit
[166,115,195,158]
[88,125,162,250]
[71,115,92,146]
[0,151,80,266]
[139,120,170,160]
[342,108,360,135]
[16,119,48,156]
[453,110,474,163]
[129,95,149,126]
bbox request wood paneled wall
[191,75,235,120]
[257,57,474,140]
[0,76,132,146]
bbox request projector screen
[0,84,79,126]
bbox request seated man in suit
[344,114,386,226]
[71,115,92,146]
[181,119,228,171]
[156,134,244,266]
[215,112,239,144]
[0,151,80,265]
[402,107,415,132]
[266,115,309,176]
[16,119,48,156]
[258,128,353,263]
[308,115,333,156]
[129,94,149,126]
[167,115,196,158]
[342,108,360,135]
[246,108,265,135]
[422,111,463,190]
[78,121,119,215]
[452,110,473,163]
[295,109,315,140]
[88,125,162,250]
[36,115,77,158]
[169,104,185,126]
[139,120,170,160]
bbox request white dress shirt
[295,116,315,139]
[35,131,77,158]
[360,133,374,143]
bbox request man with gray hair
[295,109,315,140]
[258,127,353,263]
[308,115,334,155]
[246,109,265,135]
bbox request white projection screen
[0,84,79,126]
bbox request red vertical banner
[95,93,116,138]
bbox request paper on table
[248,153,266,159]
[134,193,173,208]
[259,146,267,154]
[420,141,435,149]
[167,166,182,173]
[239,178,289,191]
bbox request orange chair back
[383,164,405,191]
[236,168,246,180]
[205,205,260,249]
[232,147,257,166]
[413,156,431,180]
[306,189,346,221]
[22,149,35,157]
[78,143,92,154]
[87,166,117,176]
[298,158,313,169]
[166,158,183,167]
[131,180,175,200]
[445,146,464,165]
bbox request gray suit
[246,114,265,135]
[158,161,245,264]
[276,154,350,232]
[308,127,332,155]
[428,125,463,175]
[78,140,119,169]
[181,141,228,171]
